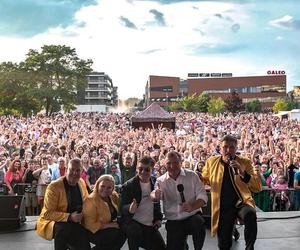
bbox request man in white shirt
[120,156,166,250]
[152,151,207,250]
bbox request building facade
[146,74,287,108]
[77,72,118,112]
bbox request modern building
[145,75,181,107]
[77,72,118,112]
[145,73,287,108]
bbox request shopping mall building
[145,72,287,108]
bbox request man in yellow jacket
[36,158,90,250]
[202,135,262,250]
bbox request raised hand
[129,198,138,214]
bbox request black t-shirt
[288,164,298,188]
[220,160,239,208]
[64,180,83,213]
[24,170,38,184]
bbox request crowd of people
[0,111,300,249]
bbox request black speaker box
[0,195,25,231]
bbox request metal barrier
[253,187,299,212]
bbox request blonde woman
[82,174,125,250]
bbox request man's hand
[151,182,162,201]
[153,220,162,229]
[102,222,119,229]
[69,211,83,223]
[129,198,138,214]
[230,160,244,176]
[181,202,193,213]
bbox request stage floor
[0,212,300,250]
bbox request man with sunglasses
[120,156,166,250]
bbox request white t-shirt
[133,182,154,226]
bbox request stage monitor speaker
[0,195,25,231]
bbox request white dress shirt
[156,168,207,220]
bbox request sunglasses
[138,167,151,173]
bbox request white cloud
[269,15,299,30]
[0,0,298,98]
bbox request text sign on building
[221,73,233,77]
[188,73,199,77]
[199,73,210,77]
[267,70,286,75]
[211,73,222,77]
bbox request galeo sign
[267,70,286,75]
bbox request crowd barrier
[253,187,299,212]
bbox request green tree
[177,92,210,112]
[245,99,262,113]
[273,98,289,113]
[0,62,40,115]
[196,92,210,112]
[178,94,198,112]
[207,97,225,116]
[225,91,244,113]
[167,102,181,111]
[22,45,93,115]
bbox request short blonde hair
[94,174,115,193]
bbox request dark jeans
[123,219,166,250]
[217,205,257,250]
[89,227,126,250]
[53,222,91,250]
[165,213,206,250]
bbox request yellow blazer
[202,155,262,236]
[36,177,89,240]
[82,190,119,234]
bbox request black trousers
[123,219,166,250]
[217,205,257,250]
[53,222,91,250]
[165,213,206,250]
[89,227,126,250]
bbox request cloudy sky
[0,0,299,99]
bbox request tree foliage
[272,98,289,113]
[0,45,93,116]
[176,92,211,112]
[225,91,244,113]
[207,97,225,116]
[245,99,262,113]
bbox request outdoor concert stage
[0,212,300,250]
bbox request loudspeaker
[0,195,25,231]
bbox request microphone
[177,184,185,203]
[76,205,82,213]
[229,156,238,175]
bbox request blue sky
[0,0,299,99]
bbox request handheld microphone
[229,156,238,175]
[76,205,82,213]
[177,184,185,203]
